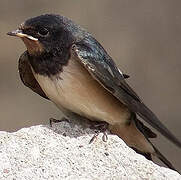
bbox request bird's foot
[49,117,70,127]
[89,121,109,144]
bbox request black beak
[7,29,23,37]
[7,29,38,41]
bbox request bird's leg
[89,121,109,144]
[49,117,70,127]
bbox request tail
[109,117,177,170]
[114,80,181,148]
[135,118,177,171]
[152,143,176,171]
[136,102,181,148]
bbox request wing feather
[18,51,49,100]
[71,37,181,148]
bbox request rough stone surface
[0,120,180,180]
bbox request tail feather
[132,144,177,171]
[134,117,157,138]
[135,117,177,171]
[137,103,181,148]
[152,143,177,171]
[114,82,181,148]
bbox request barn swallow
[7,14,181,170]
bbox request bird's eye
[38,28,49,37]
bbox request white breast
[32,58,130,125]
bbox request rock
[0,120,180,180]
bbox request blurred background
[0,0,181,169]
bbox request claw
[89,132,99,144]
[102,132,108,142]
[89,121,109,143]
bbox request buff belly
[32,58,154,153]
[32,57,131,125]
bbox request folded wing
[18,51,49,100]
[71,36,181,148]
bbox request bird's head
[7,14,83,57]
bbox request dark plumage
[8,14,181,171]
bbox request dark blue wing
[71,36,181,148]
[19,51,49,100]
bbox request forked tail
[135,118,177,171]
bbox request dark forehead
[23,14,90,40]
[24,14,67,28]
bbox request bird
[7,14,181,170]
